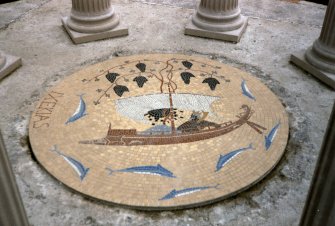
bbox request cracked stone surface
[0,0,334,225]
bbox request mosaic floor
[29,54,289,210]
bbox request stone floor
[0,0,334,225]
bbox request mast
[168,84,176,134]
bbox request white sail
[115,93,220,122]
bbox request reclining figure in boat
[177,111,220,133]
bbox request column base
[0,54,22,81]
[184,16,248,42]
[62,17,128,44]
[291,50,335,90]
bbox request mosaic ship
[79,92,264,146]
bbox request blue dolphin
[50,145,89,181]
[106,164,176,178]
[159,184,220,200]
[65,94,87,124]
[241,80,256,101]
[216,143,254,172]
[265,122,280,150]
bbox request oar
[246,121,264,134]
[247,121,267,130]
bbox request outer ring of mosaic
[29,54,289,210]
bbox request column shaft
[193,0,243,32]
[200,0,238,12]
[67,0,119,34]
[0,52,6,70]
[299,101,335,226]
[72,0,111,14]
[305,0,335,74]
[0,131,29,226]
[319,0,335,47]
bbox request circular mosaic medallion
[29,54,288,209]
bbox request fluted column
[299,101,335,226]
[0,53,6,70]
[0,51,22,81]
[291,0,335,89]
[62,0,128,44]
[305,0,335,74]
[0,131,29,226]
[185,0,248,42]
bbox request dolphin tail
[159,196,169,201]
[49,144,57,152]
[50,145,63,156]
[264,136,271,150]
[248,143,255,150]
[80,168,90,181]
[213,184,221,189]
[105,167,114,175]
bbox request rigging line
[166,61,177,92]
[167,58,179,91]
[148,71,163,86]
[159,61,172,93]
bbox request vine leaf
[182,60,193,69]
[202,78,220,90]
[106,73,119,83]
[180,72,195,84]
[133,76,148,88]
[113,85,129,97]
[136,63,146,72]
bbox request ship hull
[80,105,252,146]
